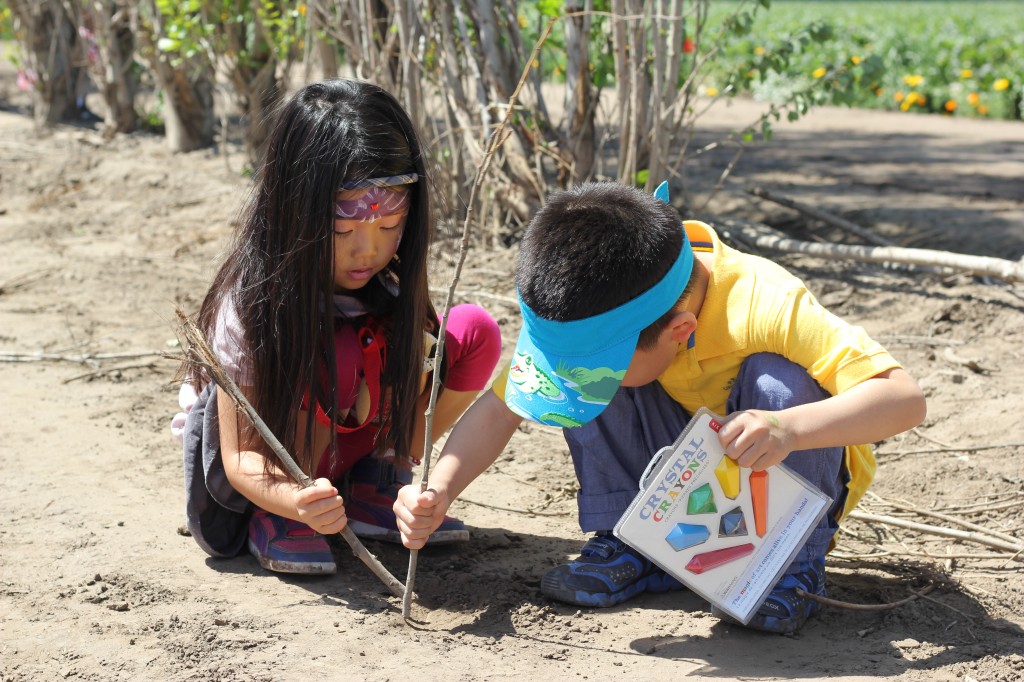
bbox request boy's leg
[723,352,847,633]
[542,381,691,607]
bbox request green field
[705,0,1024,119]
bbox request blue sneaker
[714,558,826,634]
[541,533,684,607]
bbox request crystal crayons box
[613,408,832,623]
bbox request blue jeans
[563,353,846,565]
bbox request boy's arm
[718,367,926,471]
[395,390,523,549]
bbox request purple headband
[335,174,418,222]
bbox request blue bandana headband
[505,184,694,428]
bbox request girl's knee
[443,304,502,391]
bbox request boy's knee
[734,353,830,411]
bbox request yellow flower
[944,100,957,112]
[812,66,827,79]
[967,92,980,106]
[706,87,720,97]
[754,46,766,56]
[894,91,905,102]
[978,104,990,115]
[518,15,528,28]
[960,69,973,79]
[851,55,861,65]
[900,91,920,112]
[298,3,306,15]
[994,78,1010,91]
[903,74,924,88]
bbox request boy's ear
[666,310,697,344]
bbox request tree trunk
[77,0,138,134]
[12,0,80,126]
[161,68,216,153]
[562,0,596,186]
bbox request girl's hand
[394,485,450,550]
[294,478,347,535]
[717,409,794,471]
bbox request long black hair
[189,79,435,475]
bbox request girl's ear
[666,311,697,344]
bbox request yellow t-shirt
[494,220,900,521]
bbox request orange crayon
[750,470,768,537]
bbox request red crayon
[685,543,755,574]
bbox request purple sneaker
[344,454,470,545]
[247,508,336,574]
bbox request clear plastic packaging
[614,408,832,623]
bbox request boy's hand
[717,409,794,471]
[394,484,451,550]
[294,477,348,535]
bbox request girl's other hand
[294,478,347,535]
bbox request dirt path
[2,87,1023,681]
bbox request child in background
[395,182,926,633]
[174,79,501,575]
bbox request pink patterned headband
[335,174,418,222]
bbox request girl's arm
[217,388,348,535]
[394,390,524,549]
[718,367,927,470]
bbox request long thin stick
[175,309,407,599]
[747,186,895,247]
[797,583,935,611]
[848,510,1024,554]
[402,17,557,621]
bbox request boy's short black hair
[516,182,695,350]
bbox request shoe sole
[247,539,337,575]
[346,520,470,546]
[540,571,683,608]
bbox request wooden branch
[873,499,1024,547]
[175,309,406,599]
[0,351,170,364]
[797,583,934,611]
[848,510,1024,553]
[877,441,1024,458]
[402,17,556,621]
[721,218,1024,283]
[747,186,895,246]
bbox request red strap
[308,322,385,434]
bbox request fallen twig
[457,496,570,517]
[719,217,1024,283]
[867,496,1024,548]
[428,286,518,306]
[848,510,1024,553]
[876,442,1024,458]
[832,548,1023,563]
[62,362,160,383]
[175,309,407,599]
[0,350,169,364]
[747,186,895,247]
[797,582,934,611]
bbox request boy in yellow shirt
[395,182,926,633]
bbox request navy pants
[563,353,847,565]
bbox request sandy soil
[2,72,1024,682]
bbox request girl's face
[331,184,411,293]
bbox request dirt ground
[2,68,1023,682]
